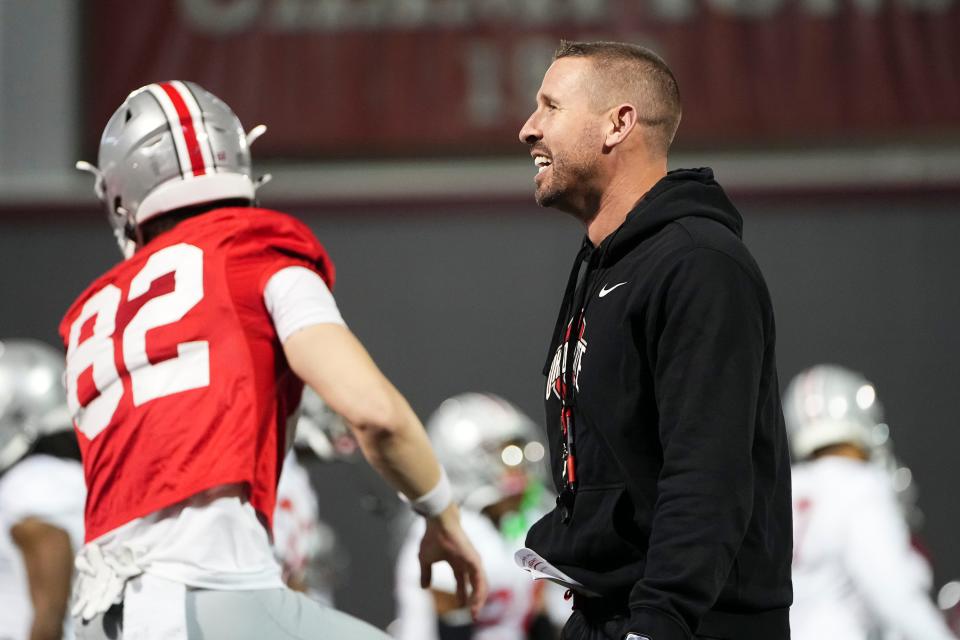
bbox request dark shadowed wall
[1,192,958,627]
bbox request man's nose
[519,114,541,145]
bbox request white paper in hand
[514,547,601,597]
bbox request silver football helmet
[0,339,73,472]
[783,364,886,461]
[426,392,546,512]
[293,387,358,462]
[76,81,270,257]
[785,364,926,527]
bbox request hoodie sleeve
[625,247,765,639]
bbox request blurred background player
[65,81,484,638]
[274,388,358,604]
[393,392,567,640]
[784,364,956,639]
[0,339,86,640]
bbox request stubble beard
[535,173,562,208]
[534,153,596,218]
[535,154,576,209]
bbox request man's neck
[585,160,667,246]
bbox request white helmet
[426,393,546,512]
[293,387,358,462]
[783,364,886,461]
[0,339,73,472]
[76,81,269,257]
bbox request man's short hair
[555,40,682,155]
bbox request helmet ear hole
[113,196,124,215]
[125,109,133,123]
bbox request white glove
[71,543,142,621]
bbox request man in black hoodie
[518,41,792,640]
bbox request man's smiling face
[518,57,607,213]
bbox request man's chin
[535,187,561,208]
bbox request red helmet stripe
[158,82,207,177]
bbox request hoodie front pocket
[569,484,648,571]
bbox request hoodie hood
[543,167,745,377]
[598,167,742,267]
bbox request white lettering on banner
[179,0,610,33]
[707,0,784,17]
[177,0,260,34]
[66,243,211,439]
[180,0,954,34]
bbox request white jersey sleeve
[0,455,85,543]
[843,474,955,640]
[0,455,85,640]
[791,458,954,640]
[263,266,345,342]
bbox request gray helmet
[783,364,887,460]
[0,339,73,472]
[426,393,546,512]
[785,364,926,526]
[77,81,269,257]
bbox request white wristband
[402,468,452,518]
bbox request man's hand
[418,504,488,619]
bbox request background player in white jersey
[274,389,358,603]
[0,339,86,640]
[393,393,567,640]
[67,81,485,639]
[785,364,956,640]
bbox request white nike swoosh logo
[598,282,628,297]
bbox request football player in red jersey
[65,81,486,639]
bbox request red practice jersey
[60,208,334,542]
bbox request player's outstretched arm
[283,323,487,616]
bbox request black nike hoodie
[527,168,792,639]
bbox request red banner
[85,0,960,158]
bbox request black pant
[561,609,723,640]
[561,609,626,640]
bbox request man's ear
[603,104,638,149]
